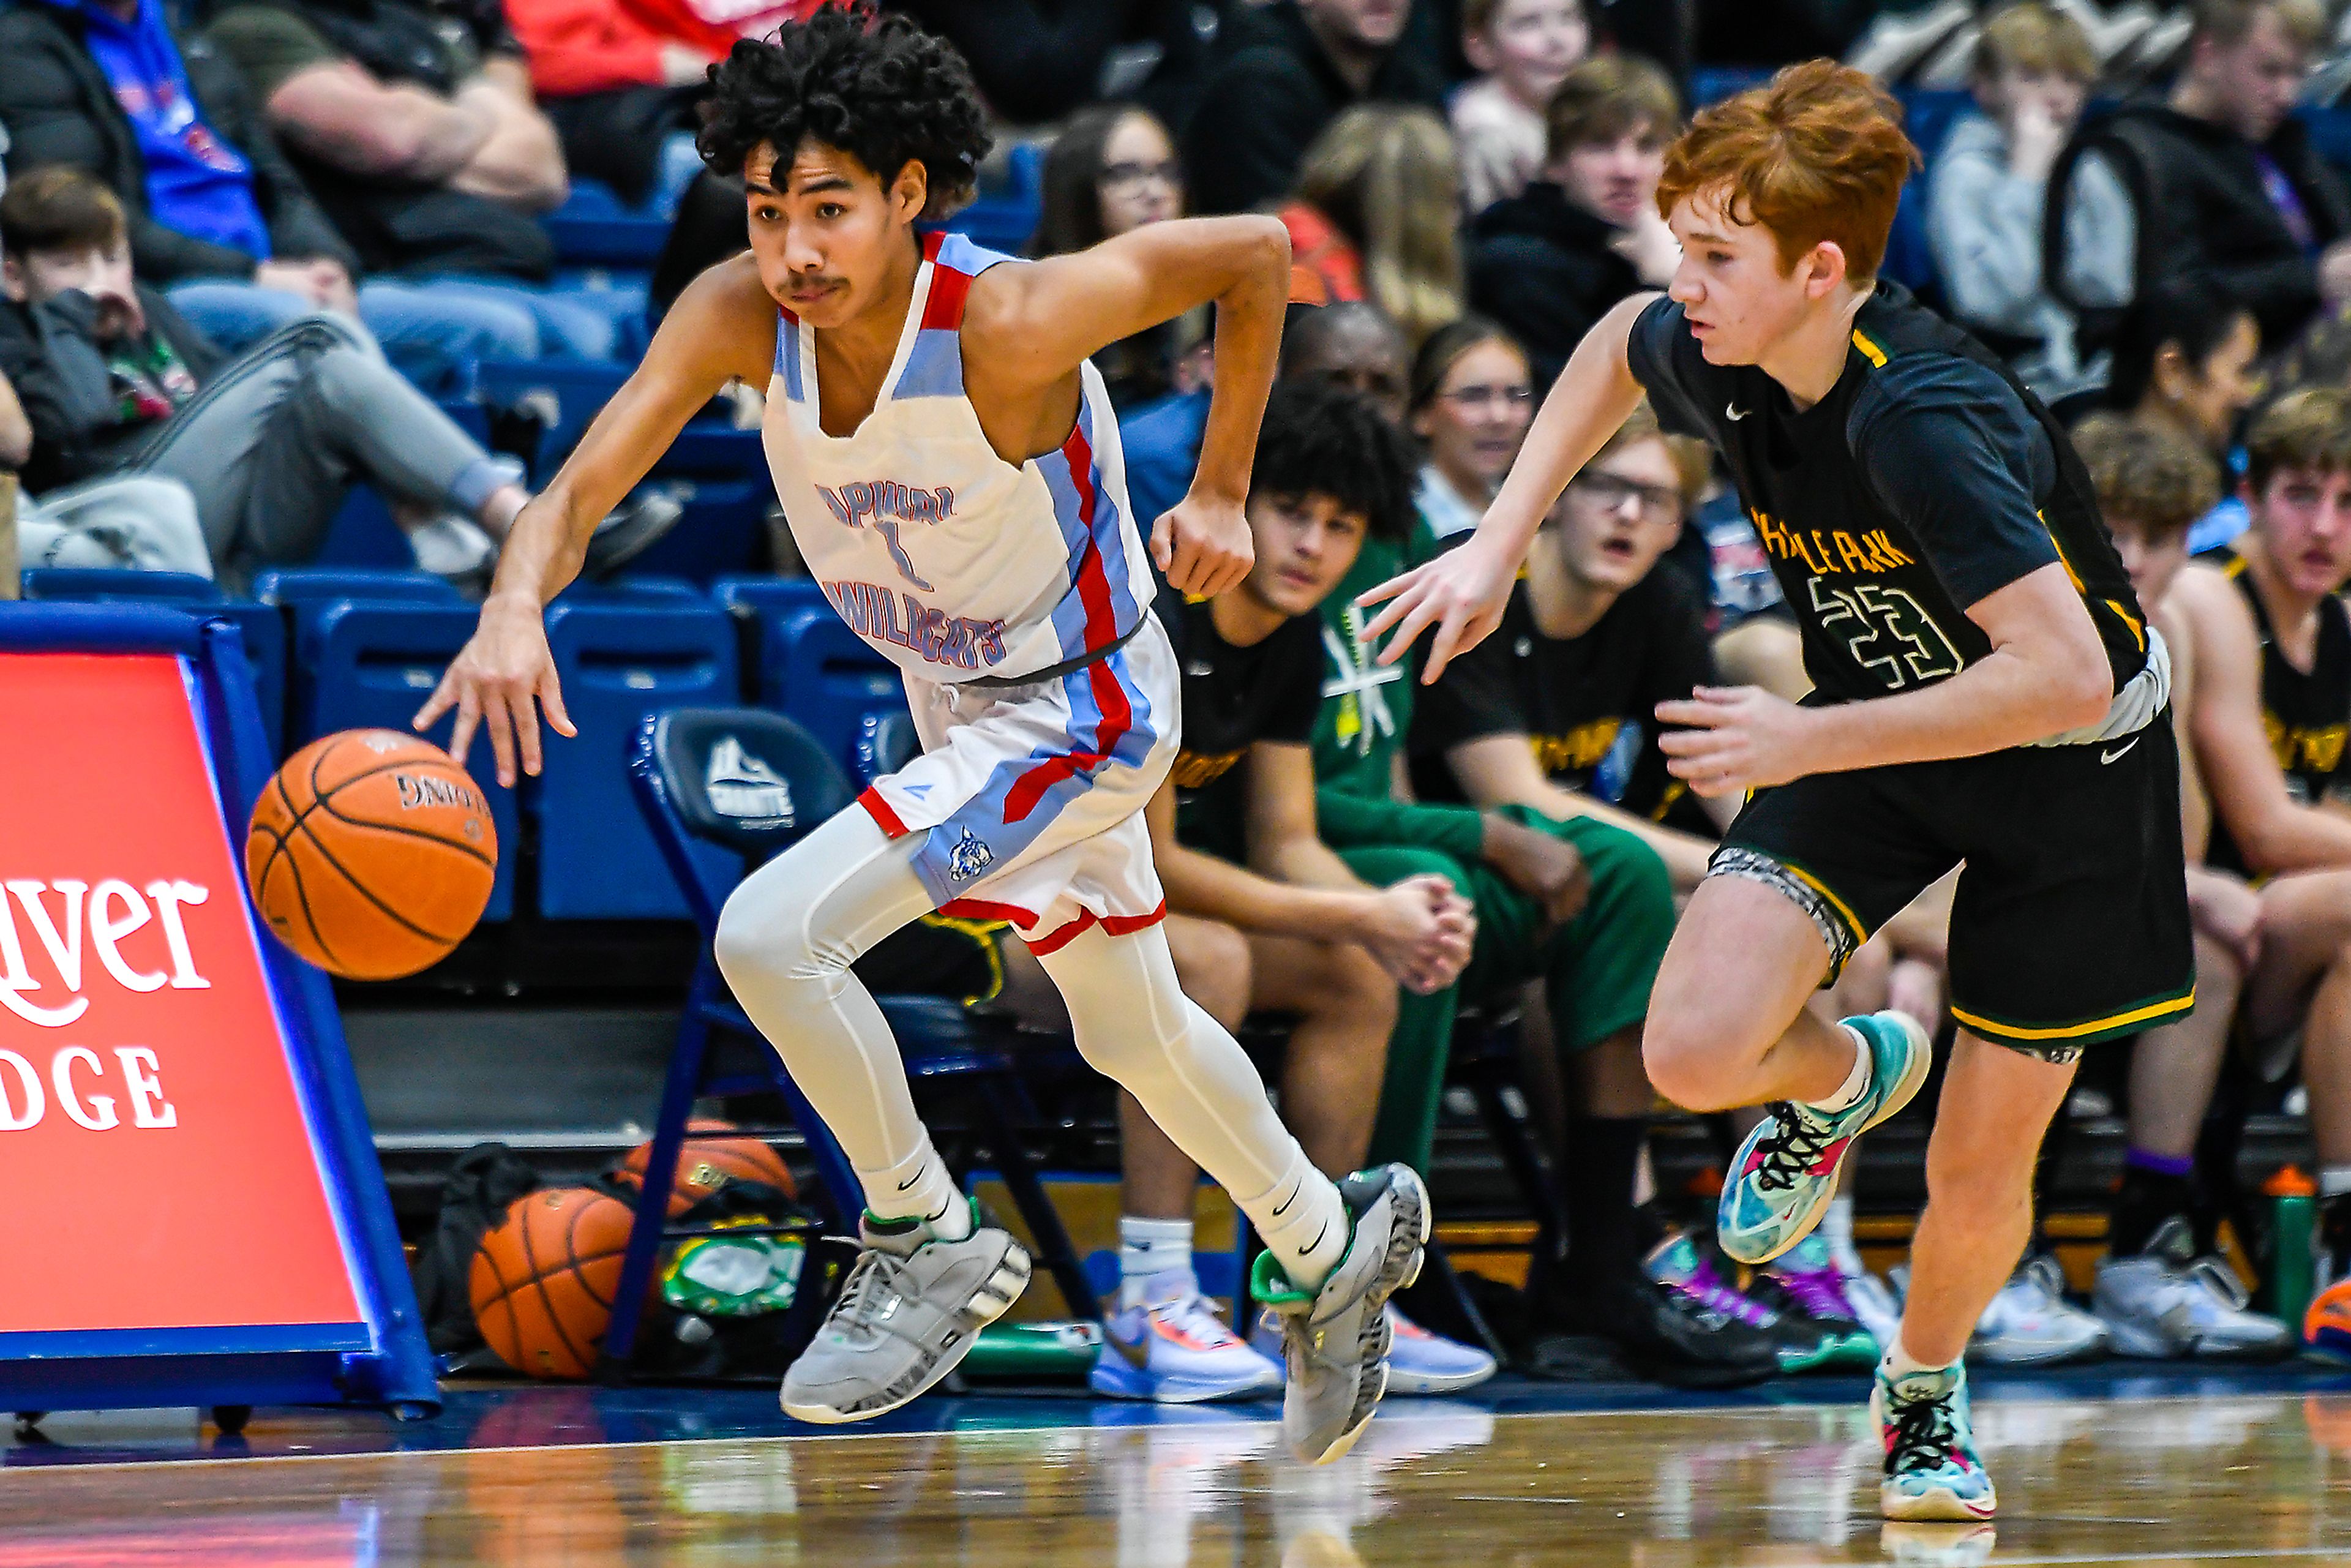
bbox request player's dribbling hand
[1151,492,1254,599]
[1654,684,1817,797]
[1355,534,1517,683]
[412,594,577,788]
[1357,874,1476,994]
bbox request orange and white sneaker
[1092,1270,1283,1403]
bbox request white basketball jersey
[761,230,1158,685]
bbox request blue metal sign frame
[0,602,438,1419]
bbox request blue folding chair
[296,602,522,920]
[854,708,920,786]
[626,429,771,585]
[599,705,1099,1372]
[260,567,463,740]
[478,358,636,475]
[554,573,705,603]
[543,179,671,270]
[19,569,288,756]
[771,609,911,773]
[714,574,831,627]
[316,488,415,568]
[255,566,462,603]
[536,599,739,918]
[20,567,219,602]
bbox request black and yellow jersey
[1627,283,2151,711]
[2207,549,2351,876]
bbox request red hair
[1654,59,1919,282]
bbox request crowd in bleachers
[18,0,2351,1392]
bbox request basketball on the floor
[245,729,498,980]
[471,1187,637,1380]
[611,1119,798,1217]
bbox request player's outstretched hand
[412,595,577,788]
[1355,533,1517,683]
[1151,492,1254,599]
[1654,685,1817,797]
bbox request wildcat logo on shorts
[947,828,995,883]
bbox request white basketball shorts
[856,613,1177,953]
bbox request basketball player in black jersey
[2165,388,2351,1349]
[1364,61,2189,1521]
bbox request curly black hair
[699,2,993,218]
[1252,380,1420,544]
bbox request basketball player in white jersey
[413,2,1430,1463]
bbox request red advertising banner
[0,652,360,1333]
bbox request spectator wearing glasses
[1032,104,1196,411]
[1413,399,1731,891]
[1408,315,1534,541]
[1467,52,1681,389]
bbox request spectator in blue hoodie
[0,0,542,391]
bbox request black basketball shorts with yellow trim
[1709,716,2194,1062]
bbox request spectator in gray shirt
[1926,2,2124,403]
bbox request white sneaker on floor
[1839,1259,1904,1353]
[1381,1307,1496,1395]
[2093,1220,2292,1361]
[1090,1270,1283,1403]
[1970,1255,2109,1365]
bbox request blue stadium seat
[536,600,739,917]
[945,141,1045,255]
[599,705,1100,1371]
[20,570,288,755]
[626,428,771,583]
[317,487,416,568]
[769,607,910,771]
[296,602,520,920]
[544,179,670,270]
[714,573,830,627]
[478,357,634,473]
[254,566,462,608]
[434,399,493,443]
[555,573,705,602]
[20,568,220,602]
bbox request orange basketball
[470,1187,638,1380]
[611,1119,798,1217]
[245,729,497,980]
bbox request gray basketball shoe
[1248,1163,1431,1465]
[780,1202,1030,1424]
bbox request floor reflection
[3,1392,2351,1564]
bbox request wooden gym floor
[13,1365,2351,1564]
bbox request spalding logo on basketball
[245,729,499,979]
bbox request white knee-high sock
[1034,921,1349,1291]
[712,806,966,1233]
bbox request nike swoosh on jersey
[1726,403,1750,421]
[2099,739,2139,765]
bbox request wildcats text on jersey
[825,579,1009,671]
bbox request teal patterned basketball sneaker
[1874,1361,1997,1521]
[1719,1012,1932,1266]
